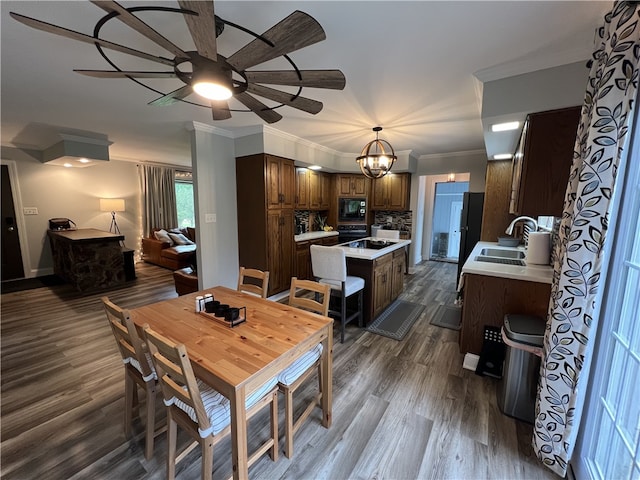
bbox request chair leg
[270,390,279,462]
[283,386,294,459]
[167,414,177,480]
[124,371,134,438]
[341,290,347,344]
[201,437,214,480]
[357,290,364,328]
[144,382,156,461]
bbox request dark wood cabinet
[337,174,368,196]
[371,173,410,210]
[372,254,393,319]
[236,153,295,296]
[295,168,309,209]
[510,106,580,217]
[391,249,406,300]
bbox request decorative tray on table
[199,306,246,328]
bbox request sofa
[173,266,199,296]
[141,227,196,270]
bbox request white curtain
[533,1,640,476]
[138,164,178,237]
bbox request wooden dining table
[129,286,333,480]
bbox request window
[175,171,195,228]
[573,108,640,479]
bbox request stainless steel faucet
[505,216,538,235]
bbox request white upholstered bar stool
[376,229,400,240]
[310,245,365,343]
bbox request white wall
[1,147,140,278]
[187,123,239,290]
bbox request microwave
[338,198,366,222]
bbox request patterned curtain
[138,164,178,237]
[533,2,640,476]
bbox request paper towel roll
[527,232,551,265]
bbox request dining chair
[279,277,331,458]
[376,229,400,240]
[143,325,279,480]
[101,296,158,461]
[310,245,365,343]
[237,266,270,298]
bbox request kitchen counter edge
[294,231,339,242]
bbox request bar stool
[310,245,364,343]
[375,229,400,240]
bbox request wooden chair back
[288,277,331,316]
[143,326,211,434]
[237,267,270,298]
[101,296,154,381]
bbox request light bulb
[193,81,232,101]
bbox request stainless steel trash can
[497,314,545,424]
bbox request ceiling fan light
[193,81,232,100]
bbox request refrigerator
[457,192,485,283]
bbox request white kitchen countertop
[461,241,553,284]
[336,237,411,260]
[294,231,339,242]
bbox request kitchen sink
[480,248,525,259]
[475,256,526,266]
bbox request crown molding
[418,149,486,161]
[184,121,235,139]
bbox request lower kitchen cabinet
[266,210,294,295]
[391,249,406,300]
[459,273,551,355]
[372,254,393,319]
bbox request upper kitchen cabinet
[336,174,369,196]
[266,155,295,210]
[295,169,331,210]
[371,173,411,211]
[510,106,581,217]
[295,168,309,209]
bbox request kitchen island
[338,237,411,325]
[459,241,553,355]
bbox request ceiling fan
[10,1,346,124]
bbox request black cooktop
[346,239,394,250]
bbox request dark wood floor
[0,261,557,480]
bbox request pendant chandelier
[355,127,397,179]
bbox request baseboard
[463,353,479,371]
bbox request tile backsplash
[373,211,412,232]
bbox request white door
[448,201,463,258]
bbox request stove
[346,239,394,250]
[337,224,368,243]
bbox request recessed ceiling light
[308,165,322,170]
[491,121,520,132]
[63,163,73,168]
[493,153,513,160]
[78,158,90,163]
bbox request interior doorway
[1,164,25,281]
[429,181,469,262]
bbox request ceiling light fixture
[356,127,397,179]
[491,121,520,132]
[308,165,322,170]
[493,153,514,160]
[191,68,233,101]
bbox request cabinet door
[266,157,282,210]
[352,176,367,196]
[295,168,309,209]
[309,171,321,209]
[387,173,410,210]
[280,160,296,209]
[337,175,352,195]
[267,209,294,294]
[266,210,282,288]
[295,241,311,280]
[372,255,392,318]
[319,173,331,209]
[391,250,405,300]
[371,177,388,209]
[279,209,294,290]
[322,236,339,246]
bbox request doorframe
[447,200,463,258]
[1,159,31,279]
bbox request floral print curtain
[533,2,640,476]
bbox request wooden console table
[47,228,128,293]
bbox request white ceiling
[1,1,609,167]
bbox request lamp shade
[100,198,125,212]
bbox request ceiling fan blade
[75,69,178,78]
[91,1,188,58]
[234,92,283,124]
[245,70,346,90]
[178,0,217,62]
[246,84,322,115]
[211,100,232,120]
[148,85,192,106]
[226,11,326,71]
[10,12,174,66]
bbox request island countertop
[336,237,411,260]
[461,241,553,284]
[294,231,339,242]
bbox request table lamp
[99,198,125,234]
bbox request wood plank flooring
[0,261,558,480]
